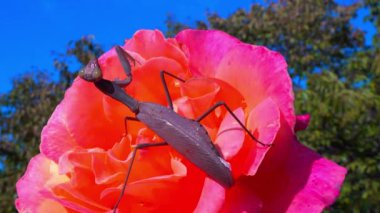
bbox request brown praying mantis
[79,46,270,212]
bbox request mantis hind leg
[160,70,185,110]
[196,101,271,147]
[113,141,168,212]
[114,116,168,212]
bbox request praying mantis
[79,45,270,211]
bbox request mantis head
[79,59,103,82]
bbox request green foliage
[296,71,380,211]
[201,0,365,79]
[0,36,103,212]
[167,0,380,211]
[0,73,63,212]
[166,14,190,37]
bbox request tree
[0,36,103,212]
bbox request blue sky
[0,0,256,93]
[0,0,376,93]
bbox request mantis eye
[78,69,85,77]
[92,67,102,79]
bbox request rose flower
[16,30,347,212]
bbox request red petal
[194,178,226,213]
[244,98,280,175]
[295,114,311,131]
[16,154,68,212]
[176,30,295,129]
[243,117,347,212]
[176,30,241,77]
[214,108,245,160]
[125,30,188,70]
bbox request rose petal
[176,30,241,77]
[125,30,188,70]
[285,154,347,212]
[214,107,245,160]
[244,98,280,175]
[15,154,69,212]
[127,57,186,105]
[295,114,311,131]
[221,178,263,213]
[40,103,77,163]
[48,179,110,212]
[100,158,190,212]
[215,45,294,128]
[194,178,226,213]
[176,30,295,129]
[244,117,347,212]
[41,78,126,162]
[180,78,220,124]
[174,96,195,118]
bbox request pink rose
[16,30,346,212]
